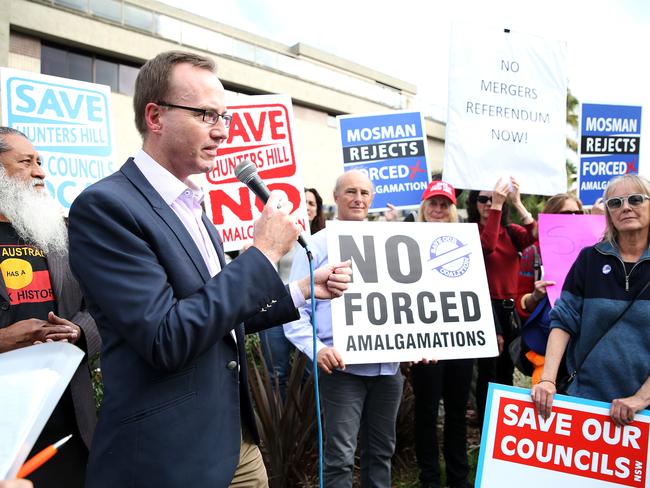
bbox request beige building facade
[0,0,446,204]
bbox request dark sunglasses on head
[557,210,584,215]
[476,195,492,204]
[605,193,650,210]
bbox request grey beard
[0,168,68,255]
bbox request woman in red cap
[410,180,473,488]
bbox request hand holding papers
[0,342,83,479]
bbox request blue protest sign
[337,111,431,211]
[579,103,641,206]
[1,68,116,212]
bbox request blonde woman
[532,174,650,426]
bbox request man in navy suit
[68,51,350,488]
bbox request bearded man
[0,127,100,488]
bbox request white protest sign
[201,94,308,252]
[1,68,116,213]
[477,384,650,488]
[326,220,498,364]
[443,24,567,195]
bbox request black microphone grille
[234,160,258,184]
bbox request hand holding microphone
[235,160,307,262]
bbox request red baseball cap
[421,180,456,205]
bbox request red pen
[16,434,72,479]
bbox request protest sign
[538,213,606,306]
[337,111,431,211]
[443,24,567,195]
[579,103,642,206]
[202,94,308,251]
[0,68,115,212]
[477,384,649,488]
[326,220,497,364]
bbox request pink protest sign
[538,214,606,306]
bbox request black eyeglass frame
[476,195,493,204]
[557,210,585,215]
[157,101,232,127]
[605,193,650,210]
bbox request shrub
[247,341,319,487]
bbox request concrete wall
[1,0,446,205]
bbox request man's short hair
[333,169,374,195]
[0,127,28,153]
[133,51,217,137]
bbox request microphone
[235,160,309,249]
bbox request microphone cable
[305,247,324,488]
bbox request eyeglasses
[157,102,232,128]
[557,210,584,215]
[605,193,650,210]
[476,195,492,204]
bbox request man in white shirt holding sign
[284,170,403,488]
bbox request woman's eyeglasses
[557,210,584,215]
[476,195,492,204]
[605,193,650,210]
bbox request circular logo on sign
[429,236,470,278]
[602,264,612,275]
[1,258,33,289]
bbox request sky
[160,0,650,120]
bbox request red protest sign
[477,385,650,488]
[494,398,647,486]
[201,95,307,252]
[206,102,296,185]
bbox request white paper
[443,23,568,195]
[0,342,84,479]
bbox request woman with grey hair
[531,174,650,426]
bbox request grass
[392,419,482,488]
[392,371,531,487]
[246,336,533,487]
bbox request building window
[118,64,139,96]
[41,43,140,95]
[123,4,153,32]
[40,45,67,78]
[69,52,93,83]
[53,0,88,12]
[90,0,122,23]
[95,58,118,91]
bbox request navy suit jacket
[68,159,299,488]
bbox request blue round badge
[429,236,471,278]
[602,264,611,275]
